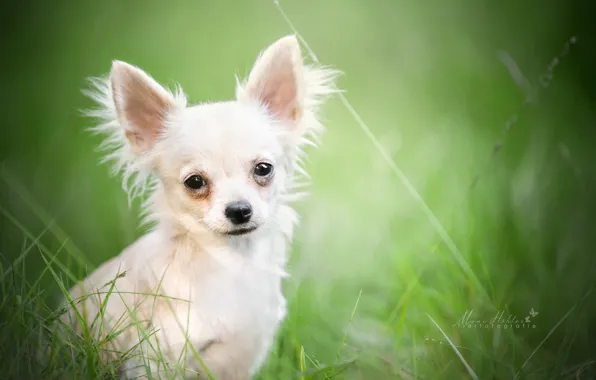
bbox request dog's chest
[161,247,287,371]
[198,261,285,331]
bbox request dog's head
[88,36,338,237]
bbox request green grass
[2,0,596,379]
[2,152,596,379]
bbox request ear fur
[236,34,340,139]
[241,35,304,121]
[110,61,178,155]
[83,61,187,201]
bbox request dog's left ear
[241,35,305,123]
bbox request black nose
[224,201,253,225]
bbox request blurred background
[1,0,596,378]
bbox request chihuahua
[61,35,338,379]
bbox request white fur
[63,35,339,379]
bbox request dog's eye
[184,175,206,190]
[254,162,273,177]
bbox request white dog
[61,35,338,379]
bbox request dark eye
[254,162,274,177]
[184,175,206,190]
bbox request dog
[60,35,338,379]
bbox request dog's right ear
[110,61,178,155]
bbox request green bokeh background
[2,0,596,378]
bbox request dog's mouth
[225,226,258,236]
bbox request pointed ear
[241,35,304,122]
[110,61,178,155]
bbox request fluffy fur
[61,35,339,379]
